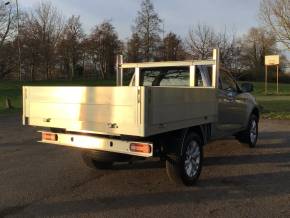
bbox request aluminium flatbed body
[23,49,260,186]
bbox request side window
[160,69,189,87]
[140,67,189,87]
[142,70,161,86]
[220,71,237,92]
[195,66,212,87]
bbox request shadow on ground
[10,130,290,217]
[20,170,290,217]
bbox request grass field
[0,80,115,114]
[252,82,290,96]
[0,80,289,119]
[251,82,290,119]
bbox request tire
[81,151,113,170]
[236,114,259,148]
[166,132,203,186]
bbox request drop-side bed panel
[144,87,217,136]
[23,86,144,136]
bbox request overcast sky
[20,0,261,40]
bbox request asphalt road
[1,115,290,218]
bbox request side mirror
[241,83,254,93]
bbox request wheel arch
[157,124,210,158]
[188,124,211,146]
[251,107,260,122]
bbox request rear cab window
[140,67,190,87]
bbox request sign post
[265,55,280,95]
[265,65,268,94]
[276,65,279,94]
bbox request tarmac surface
[0,114,290,218]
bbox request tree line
[0,0,289,81]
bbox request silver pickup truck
[23,49,259,186]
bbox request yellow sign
[265,55,280,66]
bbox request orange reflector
[130,143,151,154]
[42,132,58,141]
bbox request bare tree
[134,0,162,61]
[20,12,40,81]
[260,0,290,49]
[240,27,278,80]
[21,1,64,80]
[159,32,186,61]
[186,24,216,60]
[126,33,142,62]
[216,29,241,73]
[58,15,84,80]
[87,21,122,79]
[0,1,17,79]
[187,24,240,72]
[0,41,17,79]
[0,1,13,48]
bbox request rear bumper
[40,131,153,158]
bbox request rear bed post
[116,55,123,86]
[212,49,220,88]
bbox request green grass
[251,82,290,119]
[0,81,22,114]
[252,82,290,96]
[0,80,290,119]
[0,80,115,114]
[256,96,290,119]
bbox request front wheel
[166,132,203,186]
[236,114,259,148]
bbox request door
[216,71,246,135]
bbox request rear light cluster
[130,143,152,154]
[42,132,58,141]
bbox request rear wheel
[81,151,113,170]
[166,132,203,186]
[236,114,258,148]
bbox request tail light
[130,143,152,154]
[42,132,58,141]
